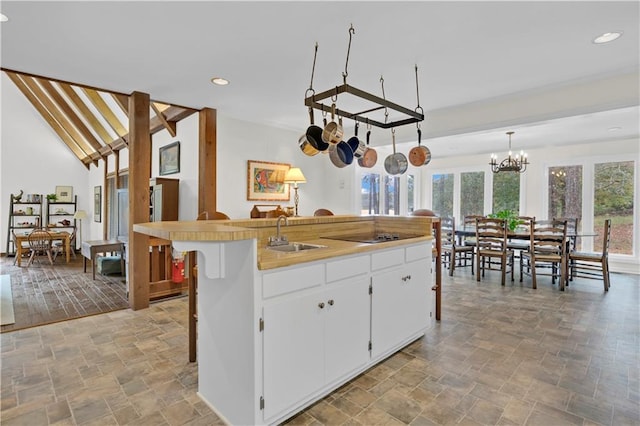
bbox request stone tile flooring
[1,270,638,425]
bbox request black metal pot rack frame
[304,24,424,130]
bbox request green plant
[46,193,57,201]
[488,209,522,231]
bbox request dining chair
[52,227,76,261]
[26,229,54,266]
[475,217,514,285]
[520,219,568,290]
[568,219,611,291]
[507,216,535,257]
[441,216,474,276]
[463,215,484,247]
[313,208,334,216]
[11,230,31,265]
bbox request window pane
[407,174,415,213]
[548,166,583,220]
[461,171,484,218]
[361,173,380,215]
[384,176,400,215]
[492,172,520,213]
[594,161,635,255]
[432,173,453,217]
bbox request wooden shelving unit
[6,193,43,256]
[46,195,77,234]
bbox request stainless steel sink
[267,243,327,253]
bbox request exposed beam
[37,78,105,157]
[150,106,197,135]
[151,102,177,137]
[112,93,129,115]
[128,91,151,311]
[6,72,89,169]
[199,108,217,215]
[82,88,128,142]
[58,82,115,151]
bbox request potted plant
[488,209,522,231]
[46,193,58,202]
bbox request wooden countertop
[133,215,436,270]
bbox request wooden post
[198,108,217,215]
[434,220,442,321]
[128,91,151,310]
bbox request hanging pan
[384,129,408,175]
[322,102,343,145]
[299,108,329,156]
[347,122,366,158]
[408,124,431,166]
[357,122,377,168]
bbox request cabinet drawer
[263,263,325,299]
[405,242,430,263]
[371,248,404,271]
[326,255,369,283]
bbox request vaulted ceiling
[3,70,197,168]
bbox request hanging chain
[305,42,319,99]
[414,64,423,131]
[342,24,355,84]
[380,76,389,124]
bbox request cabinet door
[403,258,432,336]
[371,258,431,358]
[371,266,406,357]
[324,277,370,384]
[263,290,324,420]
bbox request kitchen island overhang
[133,215,439,425]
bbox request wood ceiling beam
[20,75,100,162]
[58,82,115,152]
[112,93,129,115]
[151,102,177,137]
[6,72,89,169]
[82,88,128,144]
[37,78,105,157]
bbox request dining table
[13,230,71,267]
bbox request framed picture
[159,141,180,175]
[94,186,102,222]
[55,186,73,202]
[247,160,291,201]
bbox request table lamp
[73,210,88,250]
[284,167,306,217]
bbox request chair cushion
[97,256,122,275]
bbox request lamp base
[293,187,300,217]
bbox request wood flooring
[0,254,128,333]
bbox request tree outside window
[594,161,634,255]
[492,172,519,213]
[432,173,453,217]
[361,173,380,215]
[461,171,484,219]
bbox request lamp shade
[73,210,88,220]
[284,167,306,184]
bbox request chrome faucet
[268,215,289,246]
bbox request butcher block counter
[133,215,438,425]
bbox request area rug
[0,275,16,325]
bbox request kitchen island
[134,215,438,425]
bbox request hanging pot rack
[303,24,424,129]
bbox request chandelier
[490,131,529,173]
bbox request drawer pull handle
[318,302,325,309]
[328,299,334,306]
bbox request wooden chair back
[475,217,507,252]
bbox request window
[361,173,380,215]
[407,174,415,213]
[460,171,484,218]
[432,173,453,217]
[594,161,634,255]
[492,172,519,213]
[548,166,583,220]
[383,176,400,215]
[106,173,128,240]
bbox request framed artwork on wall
[55,186,73,202]
[247,160,291,201]
[159,141,180,175]
[94,186,102,222]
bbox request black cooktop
[322,232,422,244]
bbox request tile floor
[1,270,638,425]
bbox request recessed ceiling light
[0,13,9,22]
[593,31,623,44]
[211,77,229,86]
[608,126,622,132]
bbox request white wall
[1,73,91,251]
